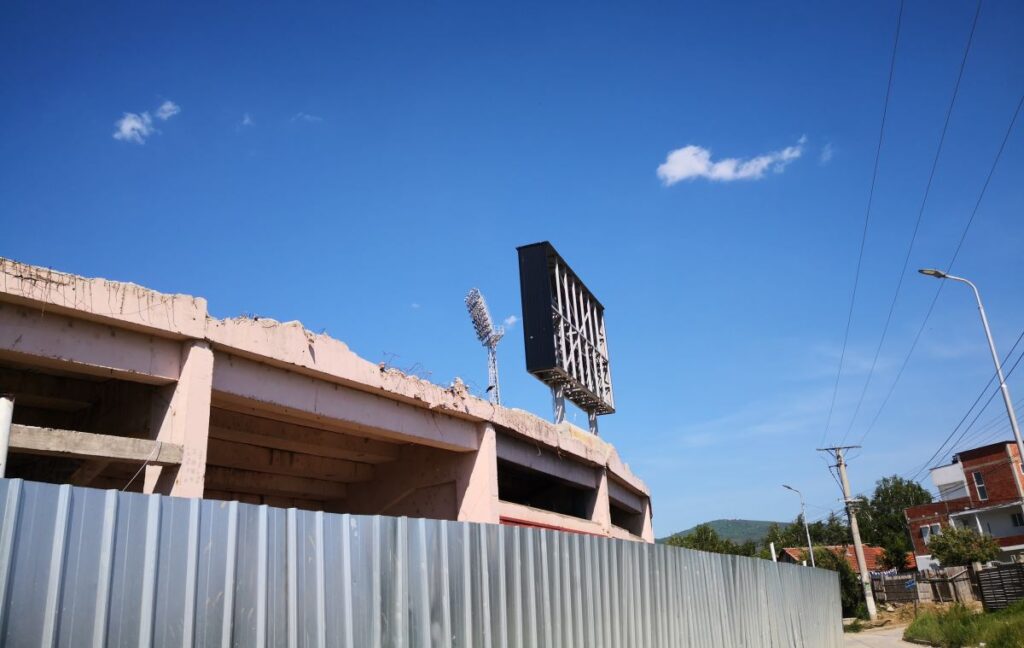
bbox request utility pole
[818,445,877,621]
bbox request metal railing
[0,478,841,646]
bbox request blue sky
[2,1,1023,535]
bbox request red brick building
[904,441,1024,570]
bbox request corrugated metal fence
[0,479,841,647]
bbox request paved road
[843,626,916,647]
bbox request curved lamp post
[783,484,815,567]
[918,269,1024,467]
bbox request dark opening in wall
[0,361,162,491]
[497,459,596,520]
[610,501,645,537]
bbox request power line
[959,401,1024,451]
[949,352,1024,451]
[820,0,905,448]
[905,335,1024,481]
[855,90,1024,446]
[839,0,983,446]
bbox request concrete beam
[607,477,644,515]
[204,466,348,500]
[0,303,180,384]
[205,438,374,483]
[9,424,183,466]
[496,432,599,490]
[208,407,399,464]
[212,353,479,452]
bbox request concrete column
[593,468,612,535]
[144,341,214,496]
[455,422,500,524]
[640,499,655,543]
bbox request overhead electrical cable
[819,0,905,448]
[948,353,1024,451]
[855,90,1024,447]
[902,329,1024,481]
[839,0,983,447]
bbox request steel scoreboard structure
[517,242,614,428]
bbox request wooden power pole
[818,445,877,621]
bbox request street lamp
[783,484,816,567]
[918,269,1024,470]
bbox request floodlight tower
[465,288,505,404]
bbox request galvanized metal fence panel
[0,479,841,647]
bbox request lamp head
[918,268,947,279]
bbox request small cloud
[410,303,421,310]
[113,112,154,144]
[657,136,806,185]
[503,315,518,328]
[113,99,180,144]
[155,100,181,121]
[240,113,254,127]
[820,142,834,165]
[291,112,323,123]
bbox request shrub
[903,601,1024,648]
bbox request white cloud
[503,315,518,328]
[410,303,421,310]
[113,99,181,144]
[291,112,323,123]
[657,136,806,185]
[155,100,181,121]
[113,112,154,144]
[241,113,254,127]
[820,142,834,165]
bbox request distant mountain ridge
[659,519,784,544]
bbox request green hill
[659,519,783,545]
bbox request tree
[808,512,851,546]
[812,547,866,618]
[664,524,756,557]
[927,526,1000,566]
[858,475,932,553]
[878,545,908,571]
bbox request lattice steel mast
[465,288,504,404]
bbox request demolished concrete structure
[0,259,653,541]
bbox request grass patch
[903,601,1024,648]
[843,619,866,633]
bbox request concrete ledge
[498,500,607,537]
[0,258,207,339]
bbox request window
[1012,513,1024,528]
[922,523,942,545]
[973,471,988,501]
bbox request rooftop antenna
[465,288,504,404]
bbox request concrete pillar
[593,468,612,535]
[455,423,500,524]
[144,341,214,496]
[640,498,655,543]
